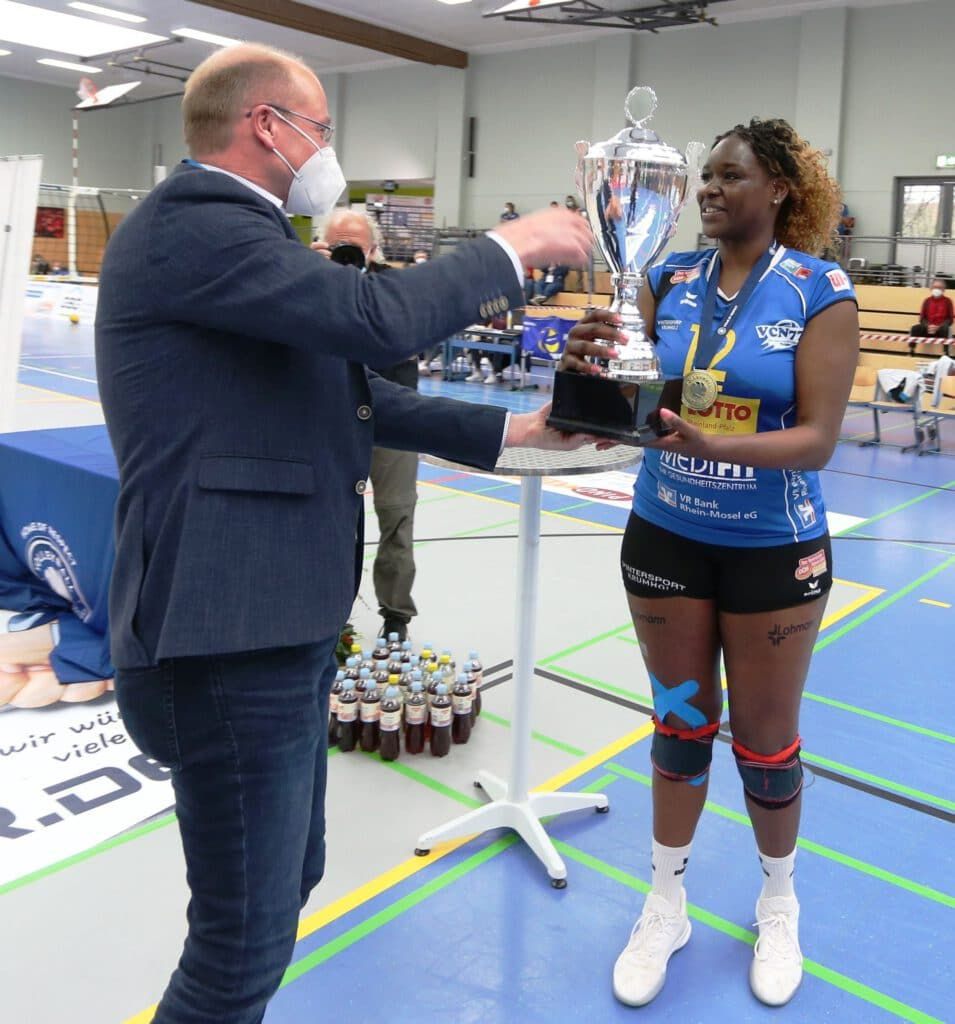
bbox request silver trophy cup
[548,87,702,443]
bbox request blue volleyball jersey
[633,247,856,547]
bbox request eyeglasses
[246,103,335,144]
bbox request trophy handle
[574,140,590,199]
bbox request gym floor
[3,318,953,1024]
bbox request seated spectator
[466,313,514,386]
[910,278,954,355]
[412,249,430,265]
[49,261,68,276]
[31,253,50,275]
[500,201,520,222]
[528,264,568,304]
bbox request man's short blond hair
[182,43,312,155]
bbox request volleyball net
[30,183,150,283]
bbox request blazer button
[357,405,372,420]
[355,480,367,495]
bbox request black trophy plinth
[547,370,683,444]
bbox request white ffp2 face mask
[270,108,346,217]
[932,288,944,298]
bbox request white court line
[17,363,97,384]
[19,354,94,360]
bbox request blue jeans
[116,638,339,1023]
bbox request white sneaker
[418,360,431,375]
[483,372,502,385]
[465,372,484,382]
[612,890,691,1007]
[750,895,803,1006]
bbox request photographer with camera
[312,210,419,641]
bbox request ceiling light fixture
[0,49,11,56]
[171,26,242,48]
[38,57,103,72]
[68,3,148,24]
[434,0,472,5]
[0,1,164,56]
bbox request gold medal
[682,369,719,412]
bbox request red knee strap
[653,717,721,741]
[731,736,801,764]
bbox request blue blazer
[96,163,521,667]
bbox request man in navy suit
[95,42,591,1023]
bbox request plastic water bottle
[328,670,344,746]
[452,673,473,745]
[467,652,484,719]
[359,680,381,752]
[404,681,427,755]
[386,631,403,654]
[400,640,414,663]
[344,655,360,682]
[336,681,359,752]
[372,637,390,665]
[387,649,404,676]
[357,666,372,695]
[430,683,452,757]
[379,686,402,762]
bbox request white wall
[464,43,598,227]
[841,0,955,238]
[4,0,955,242]
[0,76,153,188]
[336,64,439,183]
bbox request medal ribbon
[694,244,777,370]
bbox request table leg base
[414,774,609,884]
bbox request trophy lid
[584,87,686,169]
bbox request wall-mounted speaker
[467,116,476,178]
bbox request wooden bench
[855,284,950,357]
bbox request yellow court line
[295,720,654,942]
[18,381,101,407]
[122,718,656,1024]
[821,581,884,630]
[920,598,952,608]
[419,478,625,533]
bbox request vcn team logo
[20,522,93,622]
[756,320,803,351]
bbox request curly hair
[713,118,842,256]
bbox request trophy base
[547,370,683,445]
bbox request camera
[329,243,366,269]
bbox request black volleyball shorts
[620,514,833,614]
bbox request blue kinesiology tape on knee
[650,672,707,728]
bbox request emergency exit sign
[936,154,955,169]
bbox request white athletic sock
[650,838,692,908]
[759,848,797,900]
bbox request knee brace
[651,718,720,785]
[732,737,803,809]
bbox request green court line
[375,756,482,810]
[802,751,955,813]
[802,691,955,745]
[538,622,633,666]
[581,773,618,793]
[415,491,468,507]
[0,810,177,897]
[549,500,596,514]
[843,480,955,535]
[479,710,587,758]
[848,534,954,558]
[615,633,639,646]
[547,665,651,705]
[814,554,955,653]
[279,836,517,987]
[554,841,943,1024]
[275,813,941,1024]
[606,762,955,910]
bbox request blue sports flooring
[15,320,955,1023]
